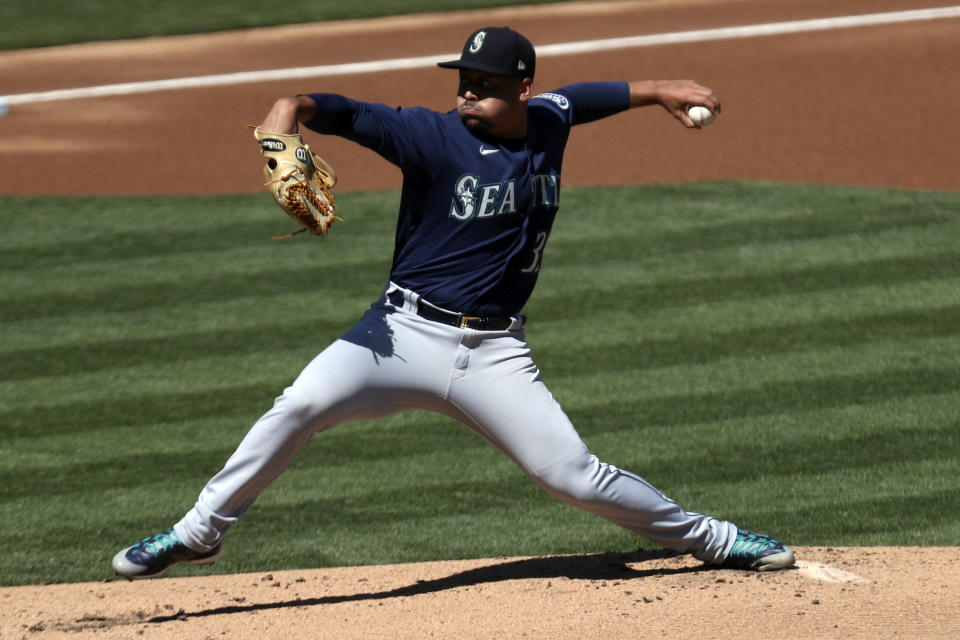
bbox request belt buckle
[459,315,483,329]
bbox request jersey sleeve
[302,93,440,179]
[529,81,631,126]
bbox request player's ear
[518,77,534,103]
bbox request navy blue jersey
[305,82,630,316]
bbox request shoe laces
[731,530,781,558]
[136,529,182,556]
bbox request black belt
[415,301,518,331]
[387,289,520,330]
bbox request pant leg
[443,328,736,564]
[175,301,457,550]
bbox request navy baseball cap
[437,27,536,78]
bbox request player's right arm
[628,80,720,128]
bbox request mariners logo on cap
[469,31,486,53]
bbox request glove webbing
[269,171,340,240]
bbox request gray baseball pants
[175,282,736,563]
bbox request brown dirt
[2,0,960,193]
[2,1,958,638]
[3,548,959,639]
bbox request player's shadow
[146,548,709,624]
[340,307,398,362]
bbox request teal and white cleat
[112,528,220,580]
[720,529,796,571]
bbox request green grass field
[0,0,570,49]
[1,181,958,586]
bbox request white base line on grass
[3,6,960,106]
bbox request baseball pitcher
[113,26,794,579]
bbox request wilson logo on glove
[260,139,287,152]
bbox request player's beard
[462,117,491,134]
[459,102,491,134]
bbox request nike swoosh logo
[479,146,499,156]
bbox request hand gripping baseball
[251,126,340,239]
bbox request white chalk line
[3,6,959,106]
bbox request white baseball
[687,105,716,126]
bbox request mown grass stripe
[4,186,956,270]
[563,367,960,433]
[731,488,960,541]
[0,192,392,265]
[5,300,958,383]
[9,416,948,503]
[1,383,275,438]
[0,263,389,322]
[21,305,960,384]
[531,252,960,317]
[545,207,957,266]
[5,250,958,323]
[1,321,343,381]
[5,363,956,440]
[538,304,960,377]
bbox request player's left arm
[627,80,721,128]
[258,95,320,134]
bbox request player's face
[456,70,532,138]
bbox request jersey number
[521,232,548,273]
